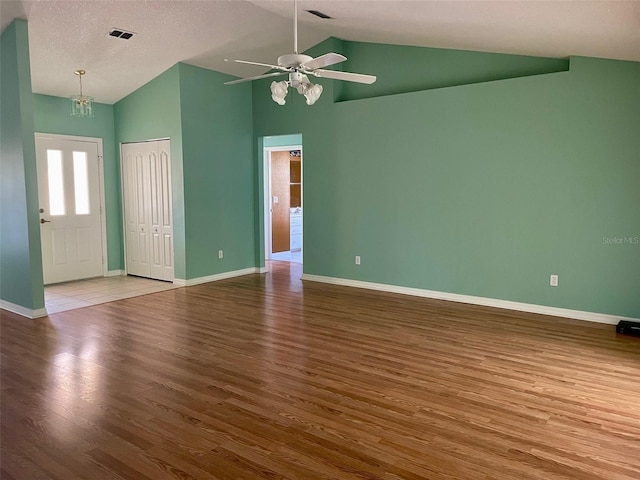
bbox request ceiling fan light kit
[225,0,376,106]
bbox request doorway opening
[264,140,303,265]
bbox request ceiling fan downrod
[293,0,298,54]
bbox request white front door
[36,136,104,284]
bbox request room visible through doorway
[264,140,303,265]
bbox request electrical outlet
[355,255,361,265]
[218,250,224,259]
[550,274,558,286]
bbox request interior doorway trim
[34,132,108,278]
[263,144,303,268]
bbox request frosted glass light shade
[70,95,94,117]
[303,83,323,105]
[270,81,288,105]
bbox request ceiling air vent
[305,10,332,19]
[108,28,135,40]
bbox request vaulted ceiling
[2,0,639,104]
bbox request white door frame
[263,144,302,263]
[35,132,109,278]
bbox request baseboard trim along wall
[173,267,260,287]
[301,274,638,325]
[106,269,125,277]
[0,300,48,319]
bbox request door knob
[40,218,51,224]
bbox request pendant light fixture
[70,69,94,117]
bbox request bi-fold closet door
[121,140,174,281]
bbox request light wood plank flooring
[1,261,639,479]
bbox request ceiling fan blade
[229,59,288,71]
[313,69,377,84]
[225,72,287,85]
[301,53,347,71]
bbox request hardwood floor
[2,261,639,479]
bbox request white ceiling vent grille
[108,28,135,40]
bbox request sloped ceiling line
[1,0,638,104]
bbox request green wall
[340,41,569,101]
[178,64,254,278]
[0,20,44,312]
[114,65,187,279]
[114,63,254,280]
[253,42,640,319]
[33,94,122,271]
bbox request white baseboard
[0,299,48,319]
[106,269,125,277]
[257,267,268,274]
[173,267,259,287]
[301,274,637,325]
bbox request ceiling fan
[224,0,376,105]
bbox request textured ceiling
[1,0,639,104]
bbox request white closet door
[122,140,173,281]
[149,140,173,281]
[122,145,149,278]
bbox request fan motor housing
[278,54,313,68]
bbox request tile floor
[270,250,302,263]
[44,275,180,314]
